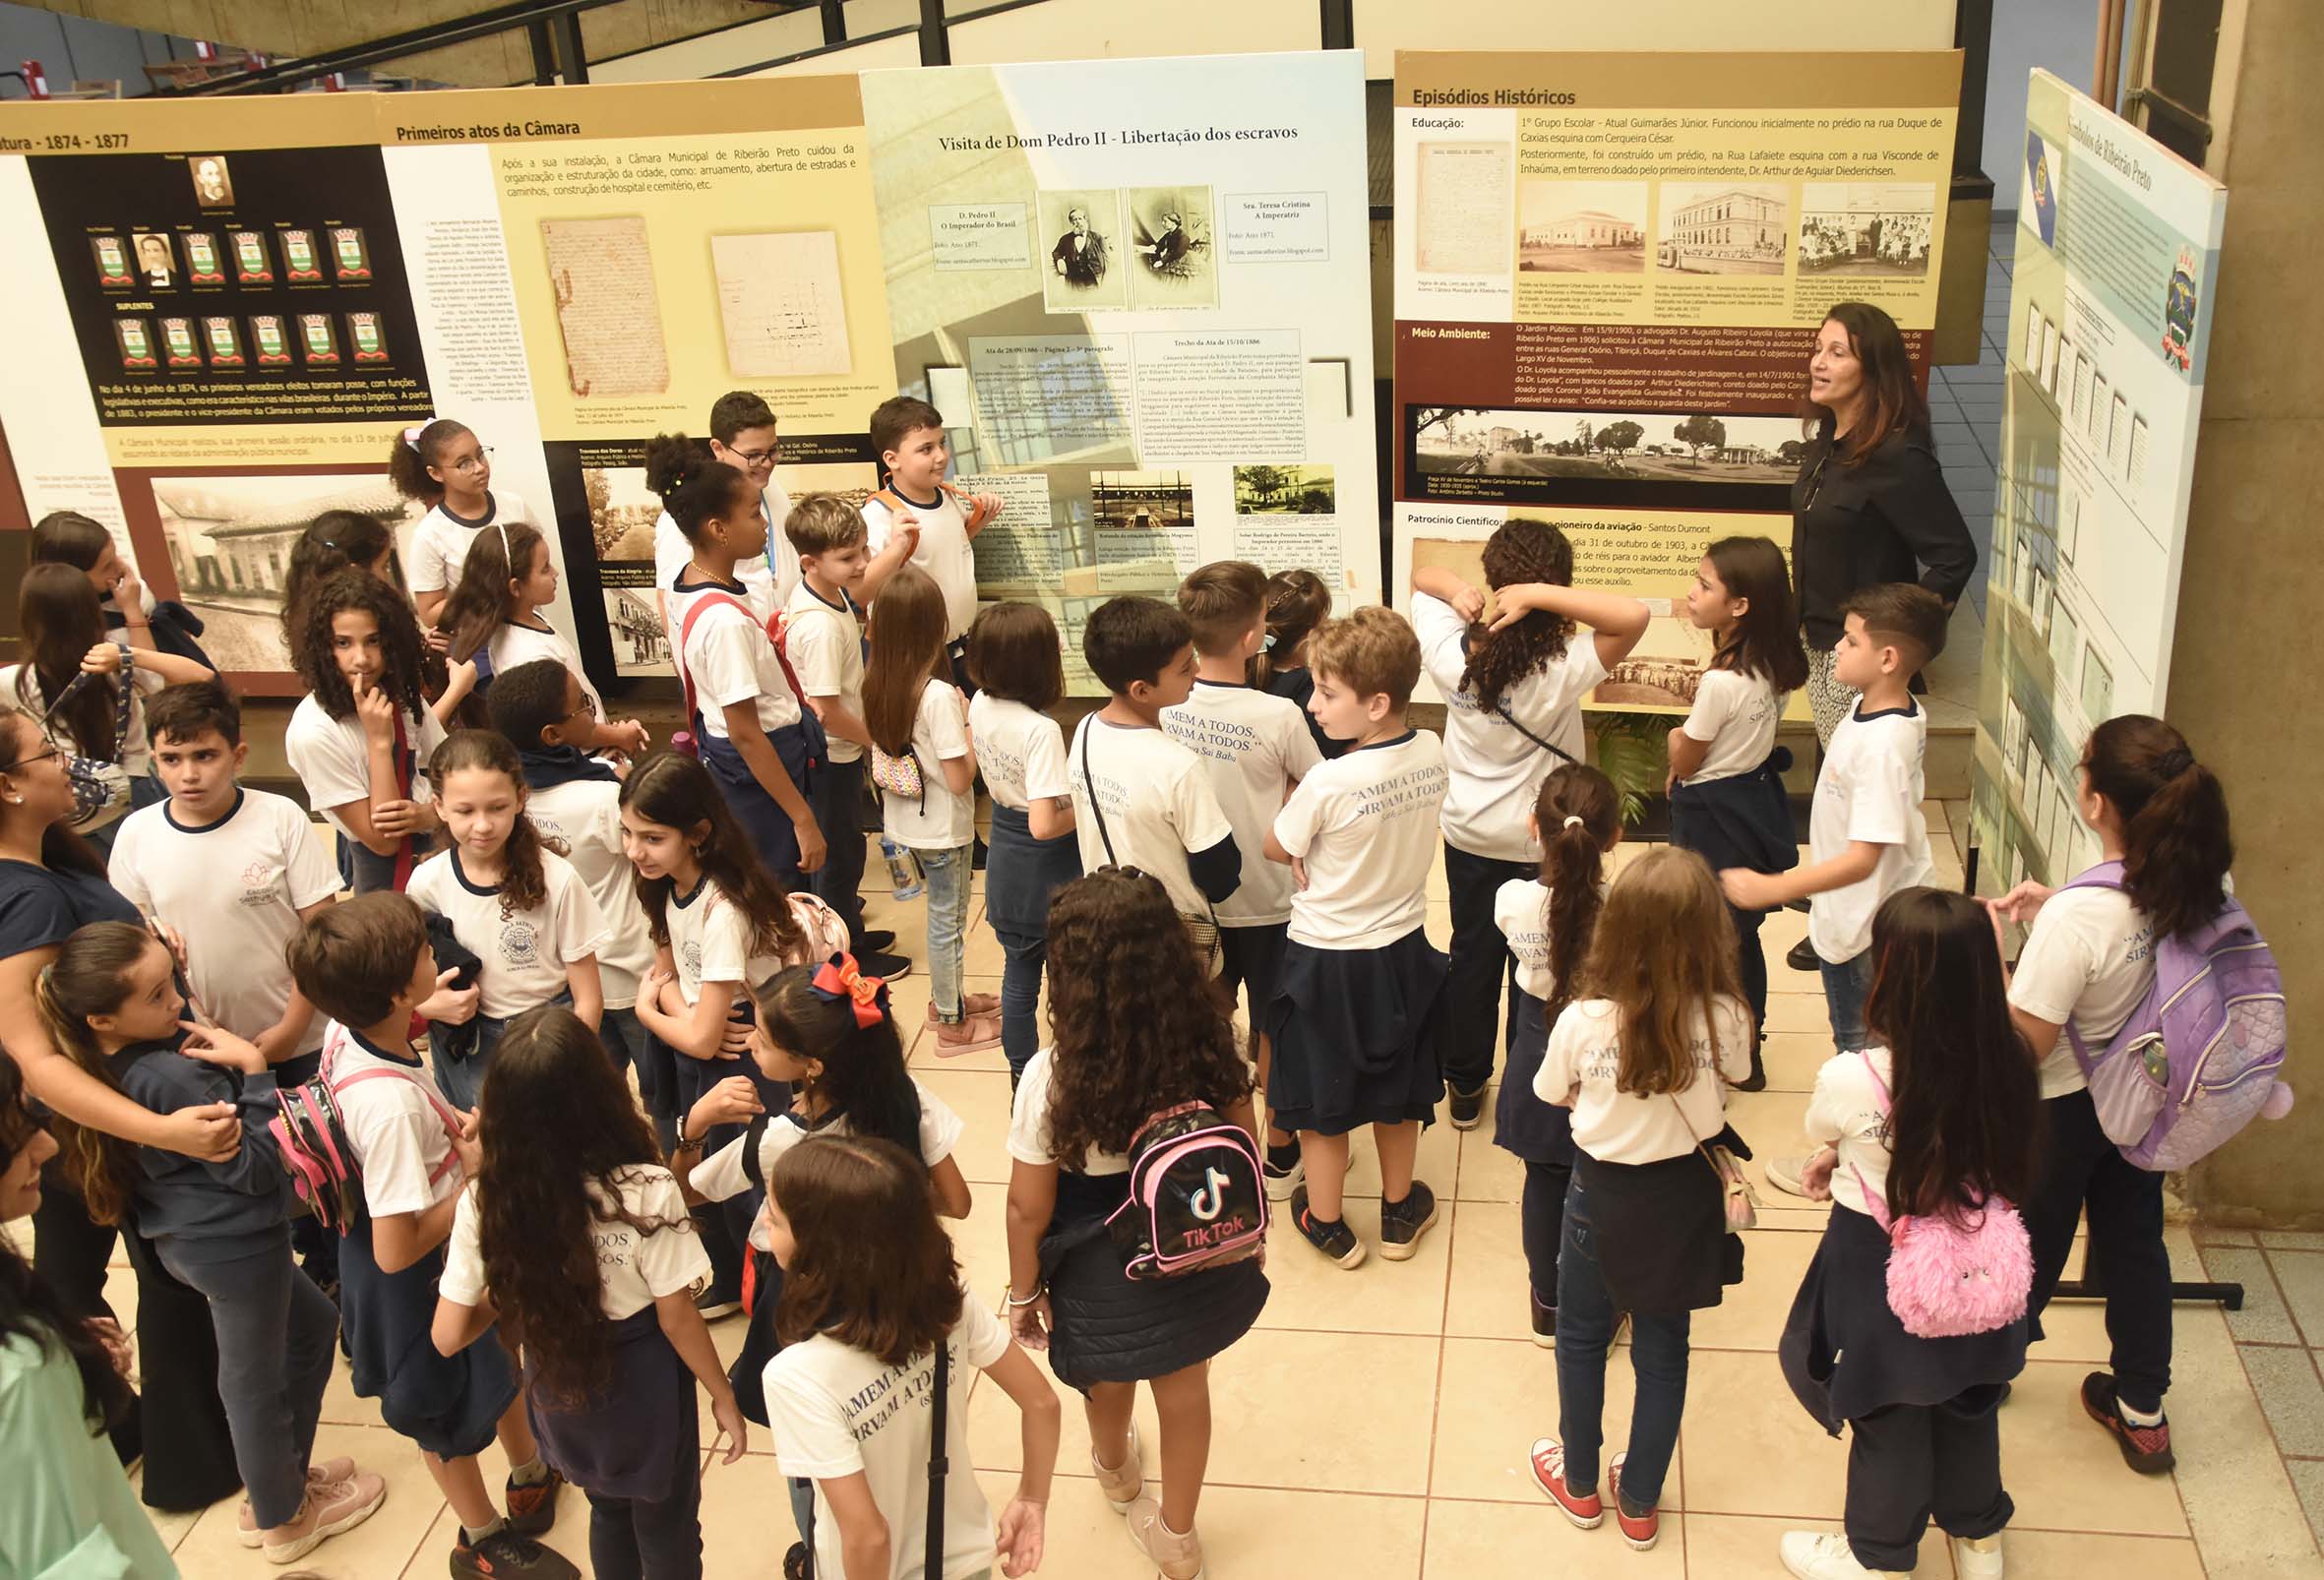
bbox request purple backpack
[2060,861,2293,1172]
[1104,1102,1268,1281]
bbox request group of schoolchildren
[1,374,2244,1580]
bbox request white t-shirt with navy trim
[653,482,795,625]
[691,1081,964,1251]
[967,694,1069,814]
[1806,699,1931,964]
[406,488,532,597]
[404,846,609,1018]
[2007,882,2160,1101]
[1804,1045,1896,1218]
[666,875,787,1004]
[329,1023,464,1217]
[668,574,802,738]
[1068,716,1235,924]
[442,1165,707,1320]
[863,487,979,642]
[1273,728,1448,950]
[485,620,603,719]
[284,693,445,841]
[1681,667,1782,786]
[523,778,656,1011]
[784,580,866,765]
[1162,680,1323,928]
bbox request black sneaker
[972,836,989,871]
[856,948,912,980]
[1785,937,1820,973]
[859,930,897,952]
[1379,1181,1439,1260]
[504,1467,562,1537]
[1262,1141,1304,1202]
[1446,1082,1487,1130]
[2081,1371,2175,1473]
[1733,1040,1767,1094]
[1530,1291,1557,1349]
[1289,1184,1365,1269]
[697,1286,742,1321]
[450,1529,580,1579]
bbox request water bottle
[883,836,923,901]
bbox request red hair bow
[809,953,887,1029]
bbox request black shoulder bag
[799,1333,950,1580]
[1078,721,1223,975]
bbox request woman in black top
[1790,301,1978,746]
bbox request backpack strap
[737,1112,775,1193]
[677,589,816,741]
[323,1025,467,1185]
[926,1333,948,1580]
[1078,719,1118,866]
[936,480,997,534]
[1494,702,1579,767]
[1845,1049,1894,1231]
[389,706,418,893]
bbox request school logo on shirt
[681,942,703,980]
[237,859,282,908]
[501,919,541,968]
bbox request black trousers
[2026,1086,2172,1412]
[31,1178,241,1510]
[583,1398,705,1580]
[1522,1156,1571,1307]
[1440,844,1534,1093]
[807,755,869,949]
[1846,1386,2012,1571]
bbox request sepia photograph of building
[1657,182,1790,275]
[1517,180,1648,273]
[1413,407,1804,484]
[1798,182,1936,276]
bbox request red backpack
[668,591,825,766]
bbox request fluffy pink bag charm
[1850,1052,2034,1339]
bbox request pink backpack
[1104,1102,1268,1280]
[271,1025,466,1235]
[1849,1051,2034,1339]
[787,892,851,966]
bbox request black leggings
[2026,1087,2172,1412]
[1522,1156,1572,1307]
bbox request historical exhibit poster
[860,49,1379,693]
[1388,50,1962,712]
[1969,71,2227,887]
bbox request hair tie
[2158,747,2195,778]
[808,952,887,1030]
[400,423,424,453]
[1562,815,1585,829]
[1261,632,1278,653]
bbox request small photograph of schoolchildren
[1128,185,1218,310]
[1039,189,1127,313]
[1797,182,1936,277]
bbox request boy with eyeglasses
[652,391,796,624]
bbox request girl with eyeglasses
[390,417,531,630]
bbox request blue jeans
[1819,948,1874,1053]
[994,927,1045,1080]
[917,844,973,1021]
[434,993,570,1111]
[1556,1172,1690,1511]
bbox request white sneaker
[1953,1533,2004,1580]
[1765,1154,1810,1197]
[1780,1531,1886,1578]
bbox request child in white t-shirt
[433,1005,741,1580]
[651,391,798,625]
[286,895,572,1576]
[966,602,1080,1082]
[1165,562,1321,1191]
[765,1135,1058,1580]
[486,660,664,1136]
[1666,535,1810,1091]
[858,395,1002,683]
[1528,847,1751,1552]
[1411,519,1649,1129]
[1069,596,1240,967]
[404,731,609,1111]
[1263,608,1450,1272]
[865,565,993,1054]
[389,418,531,632]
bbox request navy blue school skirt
[1493,990,1575,1165]
[699,721,820,881]
[983,803,1082,937]
[339,1213,516,1459]
[1261,928,1447,1137]
[1780,1202,2028,1434]
[528,1307,700,1500]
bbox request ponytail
[1253,569,1330,691]
[642,433,749,547]
[2084,715,2232,940]
[32,923,157,1229]
[1534,763,1621,1015]
[389,419,468,504]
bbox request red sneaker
[1527,1437,1603,1529]
[2081,1371,2175,1474]
[1609,1453,1660,1551]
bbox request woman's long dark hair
[428,731,566,919]
[1805,301,1928,463]
[0,1060,135,1431]
[438,520,548,665]
[473,1004,689,1407]
[14,565,115,760]
[1458,517,1575,713]
[1703,535,1809,693]
[291,570,429,725]
[1865,888,2041,1221]
[281,511,398,652]
[773,1135,962,1367]
[30,511,112,575]
[2084,715,2233,939]
[1253,569,1330,690]
[1043,869,1252,1171]
[753,964,919,1153]
[618,753,805,961]
[1536,764,1620,1018]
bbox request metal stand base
[2050,1278,2243,1311]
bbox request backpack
[2059,861,2293,1172]
[668,591,824,767]
[271,1024,467,1234]
[1848,1051,2034,1340]
[1103,1102,1267,1280]
[787,894,853,966]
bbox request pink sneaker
[1610,1453,1660,1551]
[237,1459,360,1547]
[1528,1437,1603,1529]
[1091,1422,1143,1513]
[260,1470,387,1564]
[929,1013,1003,1057]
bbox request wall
[1981,0,2101,199]
[593,0,920,83]
[0,0,180,95]
[2169,0,2324,1226]
[1350,0,1955,80]
[947,0,1319,64]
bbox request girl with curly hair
[1004,867,1268,1580]
[1409,520,1649,1130]
[769,1135,1056,1580]
[434,1003,743,1580]
[405,730,609,1110]
[285,569,452,892]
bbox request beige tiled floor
[24,827,2322,1577]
